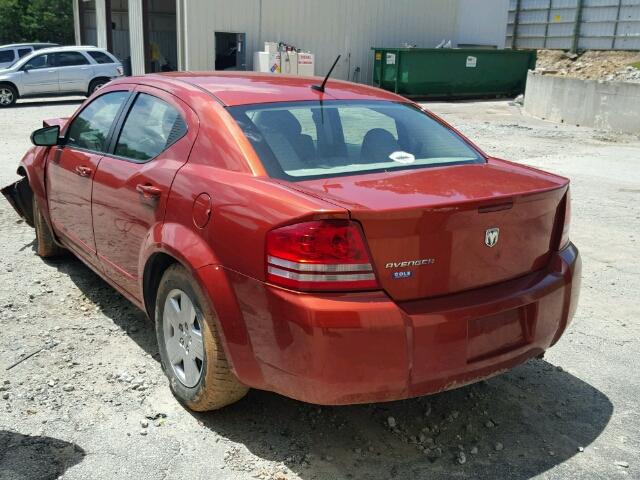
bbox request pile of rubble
[535,49,640,83]
[603,65,640,83]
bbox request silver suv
[0,46,123,107]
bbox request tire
[0,84,17,107]
[33,199,64,258]
[155,264,248,411]
[88,78,109,96]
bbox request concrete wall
[524,71,640,133]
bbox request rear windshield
[228,100,483,181]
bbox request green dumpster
[372,48,537,99]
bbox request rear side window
[0,50,15,62]
[53,51,90,67]
[114,93,187,162]
[66,91,129,152]
[88,51,114,64]
[17,48,32,58]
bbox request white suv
[0,46,123,107]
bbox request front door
[92,86,196,298]
[47,90,130,263]
[20,52,60,95]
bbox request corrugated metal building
[507,0,640,51]
[73,0,509,83]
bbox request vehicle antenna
[311,55,341,93]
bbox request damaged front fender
[1,176,34,227]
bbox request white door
[20,53,59,95]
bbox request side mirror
[31,125,61,146]
[22,65,31,72]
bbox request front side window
[53,51,90,67]
[23,53,52,70]
[18,48,32,58]
[0,50,15,63]
[66,91,129,152]
[114,93,187,162]
[229,101,483,181]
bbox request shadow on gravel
[194,362,612,479]
[0,430,85,480]
[47,256,157,357]
[51,256,612,480]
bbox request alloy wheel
[0,88,14,105]
[162,289,205,388]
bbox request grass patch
[630,62,640,70]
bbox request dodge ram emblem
[485,228,500,248]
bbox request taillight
[266,220,379,291]
[559,188,571,250]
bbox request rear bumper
[207,243,581,405]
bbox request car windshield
[228,100,483,181]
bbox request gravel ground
[0,97,639,480]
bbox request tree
[0,0,74,45]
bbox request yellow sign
[553,15,561,22]
[375,52,382,61]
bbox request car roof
[144,71,408,107]
[0,43,58,49]
[31,45,103,54]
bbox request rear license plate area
[467,304,535,363]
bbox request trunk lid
[294,160,568,301]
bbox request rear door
[92,85,197,298]
[46,89,131,264]
[52,51,94,94]
[20,52,59,95]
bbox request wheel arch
[140,222,261,388]
[142,251,178,319]
[88,76,111,95]
[139,222,222,319]
[0,80,20,97]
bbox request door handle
[136,183,162,198]
[74,165,92,177]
